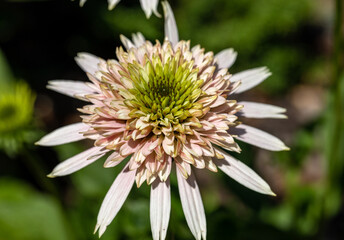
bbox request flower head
[37,2,288,239]
[76,0,161,18]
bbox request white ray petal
[132,32,146,47]
[47,80,96,100]
[108,0,121,10]
[177,168,206,240]
[36,123,88,146]
[75,52,103,75]
[230,124,289,151]
[214,147,275,196]
[47,146,106,177]
[95,163,136,237]
[140,0,161,18]
[231,67,271,94]
[215,48,237,70]
[150,178,171,240]
[238,101,287,119]
[162,1,179,47]
[120,35,135,51]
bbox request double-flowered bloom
[37,2,288,239]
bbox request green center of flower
[124,51,204,125]
[0,104,16,120]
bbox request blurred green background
[0,0,343,239]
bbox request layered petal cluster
[76,0,160,18]
[38,2,288,239]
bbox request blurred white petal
[108,0,121,10]
[214,147,275,195]
[79,0,87,7]
[140,0,161,18]
[162,1,179,46]
[36,123,88,146]
[238,101,287,119]
[230,124,289,151]
[231,67,271,94]
[177,168,206,240]
[150,178,171,240]
[48,146,106,177]
[215,48,237,70]
[95,163,136,237]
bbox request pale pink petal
[120,35,135,51]
[140,0,161,18]
[95,162,136,237]
[47,146,107,177]
[230,124,289,151]
[162,1,179,46]
[214,147,275,195]
[150,178,171,240]
[75,52,103,75]
[47,80,96,100]
[214,48,237,70]
[177,167,206,240]
[36,123,88,146]
[238,101,287,119]
[108,0,121,10]
[132,32,146,47]
[231,67,271,94]
[103,151,126,168]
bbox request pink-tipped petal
[150,178,171,240]
[95,162,136,237]
[177,167,206,240]
[36,123,88,146]
[230,124,289,151]
[120,35,135,51]
[238,101,287,119]
[132,32,146,47]
[214,147,275,196]
[48,146,106,177]
[215,48,237,70]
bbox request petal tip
[47,173,56,178]
[270,192,277,197]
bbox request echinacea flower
[76,0,160,18]
[0,81,36,155]
[37,2,289,239]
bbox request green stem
[20,147,60,198]
[329,0,343,185]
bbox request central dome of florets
[123,49,204,126]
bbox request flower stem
[329,0,344,187]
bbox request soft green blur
[0,0,343,239]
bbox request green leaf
[0,178,72,240]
